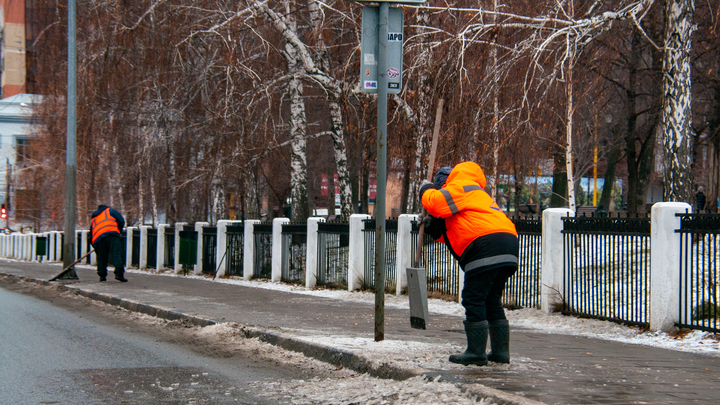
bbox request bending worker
[419,162,518,366]
[90,204,127,282]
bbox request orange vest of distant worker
[421,162,517,258]
[91,208,120,244]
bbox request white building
[0,93,40,231]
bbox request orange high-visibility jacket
[91,208,120,244]
[421,162,517,258]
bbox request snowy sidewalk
[2,259,719,404]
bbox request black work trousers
[94,235,125,278]
[461,266,516,322]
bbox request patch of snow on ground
[254,374,498,405]
[122,267,720,357]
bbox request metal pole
[374,2,389,342]
[63,0,78,276]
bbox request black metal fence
[131,230,140,267]
[505,216,542,309]
[676,213,720,333]
[562,214,651,326]
[146,228,157,268]
[225,224,244,276]
[76,232,83,261]
[253,222,273,279]
[282,222,306,283]
[164,227,175,268]
[362,218,398,292]
[86,232,93,263]
[410,221,460,297]
[202,226,217,274]
[317,221,349,288]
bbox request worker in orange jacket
[90,204,127,282]
[420,162,518,366]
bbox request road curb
[2,272,543,405]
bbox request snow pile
[255,375,497,405]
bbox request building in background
[0,93,39,231]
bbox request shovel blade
[406,267,429,330]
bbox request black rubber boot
[487,319,510,363]
[449,320,488,366]
[115,268,128,282]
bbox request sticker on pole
[364,81,378,90]
[387,68,400,79]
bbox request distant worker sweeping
[90,204,127,283]
[419,162,518,366]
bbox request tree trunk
[565,42,577,211]
[551,141,567,207]
[661,0,695,202]
[489,0,500,199]
[286,8,310,222]
[243,164,260,220]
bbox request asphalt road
[0,284,325,404]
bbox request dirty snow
[125,267,720,358]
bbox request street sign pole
[374,2,389,342]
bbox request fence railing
[253,222,273,279]
[505,217,542,309]
[146,227,157,268]
[562,214,651,326]
[676,213,720,333]
[362,218,398,292]
[10,205,716,334]
[317,221,349,288]
[202,226,217,274]
[226,224,244,276]
[164,228,175,268]
[410,221,460,297]
[281,222,306,283]
[131,230,140,267]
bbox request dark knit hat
[434,166,453,188]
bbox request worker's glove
[419,180,438,201]
[417,211,432,226]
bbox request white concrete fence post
[650,202,691,332]
[194,222,209,275]
[80,230,89,264]
[348,214,371,291]
[126,227,136,268]
[243,220,260,280]
[47,232,56,262]
[157,224,169,270]
[33,234,38,261]
[396,214,418,296]
[139,226,149,270]
[174,222,188,273]
[541,208,574,313]
[271,218,290,282]
[56,232,63,262]
[305,217,325,288]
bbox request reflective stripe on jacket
[421,162,517,258]
[91,208,120,244]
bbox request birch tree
[662,0,695,202]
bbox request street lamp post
[62,0,78,278]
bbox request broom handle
[415,99,444,267]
